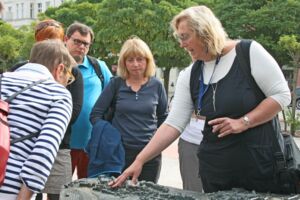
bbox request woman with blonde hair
[90,36,168,183]
[110,6,291,194]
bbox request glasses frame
[174,33,192,43]
[70,37,92,48]
[63,66,75,85]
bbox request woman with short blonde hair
[117,36,156,79]
[91,36,168,183]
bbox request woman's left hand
[208,117,248,138]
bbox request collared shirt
[0,63,72,198]
[70,56,112,149]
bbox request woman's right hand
[108,159,143,188]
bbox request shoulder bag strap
[111,76,122,112]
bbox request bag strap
[236,40,286,171]
[11,132,40,144]
[5,78,47,103]
[110,76,122,112]
[0,75,47,144]
[0,74,2,98]
[87,55,105,90]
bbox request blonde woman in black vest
[110,5,291,194]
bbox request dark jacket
[85,119,125,178]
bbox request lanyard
[196,56,221,116]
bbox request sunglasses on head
[35,20,62,33]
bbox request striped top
[0,63,72,198]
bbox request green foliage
[0,22,31,70]
[0,35,21,71]
[76,0,102,3]
[278,35,300,135]
[214,0,300,66]
[279,35,300,57]
[286,108,300,131]
[44,2,99,28]
[93,0,195,68]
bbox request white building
[1,0,64,28]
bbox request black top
[61,67,83,149]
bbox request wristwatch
[242,115,250,126]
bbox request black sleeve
[67,67,83,124]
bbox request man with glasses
[0,39,75,200]
[64,22,112,179]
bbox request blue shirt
[70,56,112,149]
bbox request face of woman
[125,56,147,78]
[176,20,206,61]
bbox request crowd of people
[0,3,292,200]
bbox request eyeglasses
[70,37,91,48]
[64,66,75,85]
[174,33,192,43]
[35,20,61,33]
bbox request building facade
[1,0,63,28]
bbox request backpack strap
[0,75,47,144]
[0,74,2,98]
[87,55,105,90]
[5,78,47,103]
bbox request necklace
[197,54,221,116]
[211,82,218,112]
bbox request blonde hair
[171,5,228,57]
[117,36,156,79]
[29,39,76,72]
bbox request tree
[0,22,30,71]
[44,1,99,29]
[93,0,198,92]
[214,0,300,67]
[279,35,300,135]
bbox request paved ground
[158,138,182,189]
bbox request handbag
[236,40,300,194]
